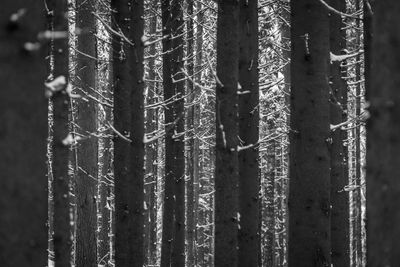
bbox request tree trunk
[111,0,145,265]
[0,1,47,266]
[75,0,98,265]
[186,0,196,265]
[288,0,331,266]
[238,0,260,266]
[160,0,186,266]
[329,1,350,266]
[214,1,240,266]
[129,1,145,266]
[366,0,400,266]
[48,0,71,266]
[144,2,159,265]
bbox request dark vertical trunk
[144,2,159,265]
[329,1,350,266]
[186,0,196,265]
[214,1,240,266]
[48,0,71,266]
[75,0,98,265]
[238,1,260,266]
[265,139,276,267]
[0,1,47,266]
[111,0,145,266]
[111,0,131,265]
[129,0,145,266]
[160,0,186,266]
[288,0,331,266]
[366,0,400,266]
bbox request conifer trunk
[329,1,350,266]
[238,0,260,266]
[0,1,47,266]
[366,0,400,266]
[288,0,331,266]
[75,0,98,265]
[48,0,71,265]
[214,1,240,266]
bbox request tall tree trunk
[0,1,47,266]
[288,1,331,266]
[145,1,159,265]
[111,1,131,265]
[111,0,145,266]
[366,0,400,266]
[75,0,98,265]
[96,3,112,265]
[186,0,196,265]
[264,139,276,267]
[214,1,240,266]
[48,0,71,266]
[129,0,145,266]
[160,0,186,266]
[238,0,260,266]
[329,1,350,266]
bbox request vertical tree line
[3,0,400,266]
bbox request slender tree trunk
[75,0,98,265]
[288,1,331,266]
[193,3,204,265]
[129,0,145,266]
[238,1,260,266]
[214,1,240,266]
[265,140,276,267]
[48,0,71,266]
[186,0,196,265]
[329,1,350,266]
[366,0,400,266]
[145,2,159,265]
[160,0,186,266]
[96,4,112,265]
[0,1,47,266]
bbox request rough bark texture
[48,0,71,266]
[111,0,131,265]
[0,1,47,266]
[185,0,196,265]
[160,0,186,266]
[111,0,145,266]
[129,1,145,266]
[238,0,260,266]
[144,2,159,265]
[75,0,98,265]
[288,0,331,266]
[329,1,350,266]
[214,1,240,266]
[366,1,400,266]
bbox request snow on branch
[330,50,363,63]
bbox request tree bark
[160,0,186,266]
[329,1,350,266]
[288,0,331,266]
[0,1,47,266]
[214,1,240,266]
[111,0,145,266]
[75,0,98,265]
[366,0,400,266]
[238,0,260,266]
[144,1,159,265]
[47,0,71,266]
